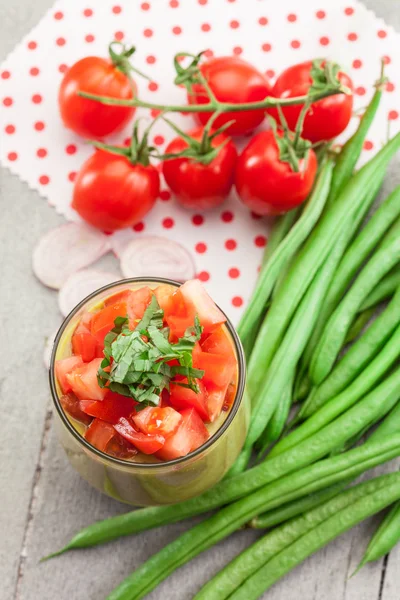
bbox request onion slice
[58,269,122,317]
[43,328,59,370]
[119,236,196,282]
[32,223,110,289]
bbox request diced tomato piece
[192,341,202,362]
[126,287,153,326]
[104,289,132,307]
[164,289,194,339]
[206,389,226,423]
[60,392,92,425]
[169,380,209,422]
[179,279,226,334]
[80,391,136,424]
[90,303,128,343]
[154,284,175,314]
[106,434,138,460]
[132,406,182,438]
[194,351,235,389]
[156,408,209,461]
[85,418,116,452]
[114,417,165,454]
[201,326,235,359]
[55,356,84,393]
[79,312,93,328]
[66,358,108,401]
[95,342,104,358]
[72,330,98,362]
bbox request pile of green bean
[44,75,400,599]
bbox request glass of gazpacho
[50,278,248,506]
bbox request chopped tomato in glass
[85,418,116,452]
[156,408,209,461]
[80,391,136,424]
[55,356,84,393]
[154,284,175,314]
[132,406,182,438]
[66,357,108,401]
[201,326,234,359]
[194,351,235,389]
[180,279,226,334]
[72,322,98,362]
[90,302,128,343]
[126,286,153,326]
[60,392,92,425]
[106,434,138,459]
[169,380,209,422]
[114,417,165,454]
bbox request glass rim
[49,276,246,470]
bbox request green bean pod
[344,307,376,344]
[269,322,400,458]
[227,474,400,600]
[247,134,400,396]
[238,159,333,357]
[359,265,400,311]
[47,417,400,563]
[195,472,399,600]
[300,285,400,419]
[262,207,301,267]
[356,500,400,573]
[257,375,293,449]
[369,401,400,444]
[310,219,400,385]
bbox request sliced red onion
[108,229,136,258]
[32,223,110,289]
[43,328,59,370]
[120,236,196,282]
[58,269,121,317]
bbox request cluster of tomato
[59,51,353,232]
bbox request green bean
[269,324,400,458]
[244,241,362,454]
[293,366,311,403]
[344,307,376,344]
[300,285,400,419]
[326,80,384,206]
[227,474,400,600]
[369,401,400,444]
[106,435,400,600]
[262,207,301,267]
[256,376,293,453]
[238,159,333,356]
[359,265,400,311]
[47,407,400,561]
[356,500,400,573]
[310,199,400,385]
[247,134,400,396]
[249,481,349,529]
[195,473,398,600]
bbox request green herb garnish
[97,295,204,409]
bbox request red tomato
[90,302,128,343]
[187,57,272,135]
[162,128,237,210]
[80,392,136,424]
[235,130,317,215]
[206,389,226,423]
[194,351,235,389]
[55,356,84,393]
[60,392,92,425]
[154,284,175,314]
[132,406,182,437]
[156,408,209,461]
[201,326,234,359]
[72,150,159,231]
[114,418,165,454]
[59,56,135,139]
[104,289,133,307]
[268,61,354,143]
[179,279,226,334]
[66,358,108,401]
[126,287,153,327]
[169,380,209,422]
[72,321,98,362]
[85,418,116,452]
[106,434,138,460]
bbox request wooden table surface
[2,1,400,598]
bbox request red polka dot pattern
[1,1,399,325]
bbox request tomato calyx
[160,115,235,165]
[268,105,312,174]
[90,118,158,166]
[173,51,207,95]
[108,41,151,82]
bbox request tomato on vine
[59,43,146,139]
[268,60,354,143]
[186,56,272,135]
[72,121,159,231]
[162,123,237,210]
